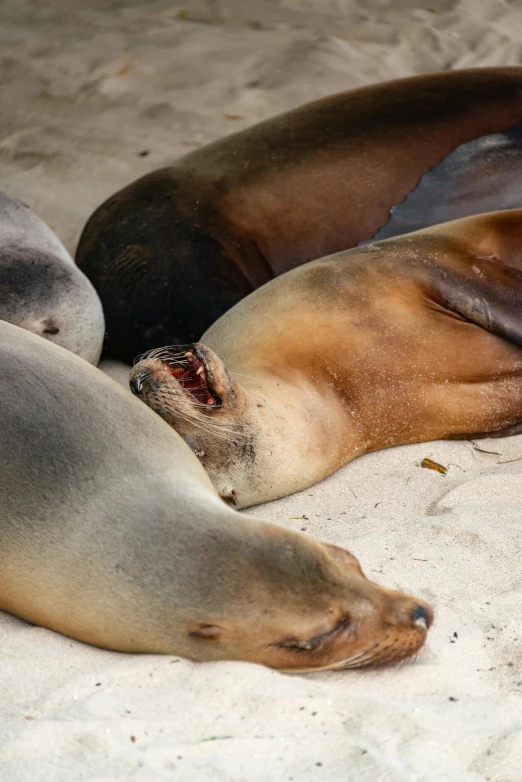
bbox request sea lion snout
[130,344,229,406]
[323,589,434,671]
[129,346,258,500]
[130,369,151,395]
[243,536,435,672]
[265,590,434,672]
[380,592,434,632]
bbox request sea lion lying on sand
[0,321,431,670]
[77,67,522,363]
[131,209,522,508]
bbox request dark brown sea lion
[130,209,522,508]
[77,67,522,364]
[0,321,432,670]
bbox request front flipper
[369,123,522,243]
[401,209,522,348]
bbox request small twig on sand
[471,442,501,455]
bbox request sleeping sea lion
[0,321,432,670]
[76,67,522,363]
[0,191,104,364]
[130,209,522,508]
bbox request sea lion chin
[131,209,522,508]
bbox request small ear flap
[220,486,239,507]
[189,342,240,408]
[325,544,365,576]
[188,624,222,640]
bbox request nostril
[411,604,432,629]
[130,371,151,395]
[43,326,60,335]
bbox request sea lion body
[131,209,522,508]
[76,67,522,363]
[0,321,431,670]
[0,191,104,363]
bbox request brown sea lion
[0,190,104,364]
[76,67,522,364]
[130,209,522,508]
[0,321,432,670]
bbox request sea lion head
[183,523,434,671]
[130,343,262,507]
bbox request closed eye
[270,616,352,652]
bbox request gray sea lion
[130,209,522,508]
[76,67,522,363]
[0,321,431,670]
[0,191,104,363]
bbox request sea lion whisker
[160,404,244,441]
[283,639,395,674]
[185,418,248,439]
[160,397,230,425]
[337,635,408,670]
[355,638,409,669]
[336,640,382,665]
[340,647,392,669]
[289,641,386,673]
[134,345,192,365]
[395,650,418,671]
[157,391,247,436]
[342,653,390,670]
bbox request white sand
[1,1,522,779]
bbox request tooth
[185,351,193,358]
[196,366,204,375]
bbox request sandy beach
[0,1,521,779]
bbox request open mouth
[134,347,218,407]
[164,350,217,407]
